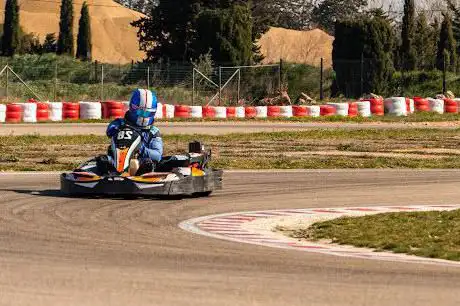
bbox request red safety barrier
[6,103,22,123]
[348,102,358,117]
[267,106,281,117]
[366,98,384,116]
[413,97,430,112]
[202,106,216,118]
[444,98,458,113]
[320,105,336,116]
[405,98,411,112]
[36,102,49,121]
[174,105,191,118]
[245,106,257,118]
[103,101,124,119]
[63,102,80,120]
[226,107,236,118]
[292,105,308,117]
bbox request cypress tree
[57,0,74,55]
[2,0,20,56]
[436,13,457,72]
[76,1,92,61]
[400,0,416,71]
[414,12,432,70]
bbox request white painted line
[179,205,460,267]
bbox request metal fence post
[147,66,150,89]
[54,63,58,101]
[101,64,104,102]
[219,66,222,104]
[237,69,241,104]
[5,64,8,102]
[443,53,447,95]
[360,53,364,96]
[320,58,324,101]
[279,59,283,94]
[192,68,195,105]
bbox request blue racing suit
[106,116,163,162]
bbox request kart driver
[105,88,163,173]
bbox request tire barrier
[63,102,80,120]
[202,106,216,118]
[306,105,320,117]
[6,103,23,123]
[320,105,336,116]
[292,105,308,117]
[164,104,175,119]
[174,105,191,118]
[414,97,430,112]
[428,98,444,114]
[23,102,37,123]
[355,101,371,117]
[384,97,407,116]
[348,102,358,117]
[327,103,349,116]
[103,101,124,119]
[444,98,458,113]
[191,105,203,118]
[48,102,63,121]
[245,106,257,118]
[267,106,281,118]
[406,98,415,114]
[79,102,102,120]
[214,106,227,119]
[0,104,6,123]
[366,98,384,116]
[235,106,245,118]
[279,106,293,118]
[36,102,50,122]
[226,107,236,118]
[155,102,163,119]
[255,106,268,118]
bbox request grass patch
[291,210,460,261]
[1,128,460,171]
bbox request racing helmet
[127,89,158,128]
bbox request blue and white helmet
[127,89,157,128]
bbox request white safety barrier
[428,98,444,114]
[307,105,320,117]
[327,103,349,116]
[122,101,130,113]
[384,97,407,116]
[79,102,102,120]
[279,106,293,118]
[214,107,227,119]
[48,102,63,122]
[22,103,37,123]
[155,102,163,119]
[255,106,268,118]
[235,106,245,118]
[408,99,415,114]
[355,101,372,117]
[164,104,175,119]
[190,105,203,118]
[0,104,5,122]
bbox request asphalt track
[1,121,460,136]
[0,170,460,306]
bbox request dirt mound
[0,0,145,63]
[258,27,333,68]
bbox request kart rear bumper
[60,170,223,196]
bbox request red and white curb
[179,205,460,267]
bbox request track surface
[1,121,460,136]
[1,170,460,305]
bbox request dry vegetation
[2,129,460,171]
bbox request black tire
[192,191,213,198]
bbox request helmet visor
[135,109,156,118]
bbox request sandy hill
[0,0,145,63]
[258,27,333,68]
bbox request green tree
[332,14,394,97]
[436,13,457,72]
[2,0,20,56]
[311,0,367,35]
[194,4,253,65]
[400,0,416,70]
[76,1,92,61]
[414,12,432,70]
[57,0,74,55]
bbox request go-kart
[60,124,223,197]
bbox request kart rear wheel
[192,191,213,198]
